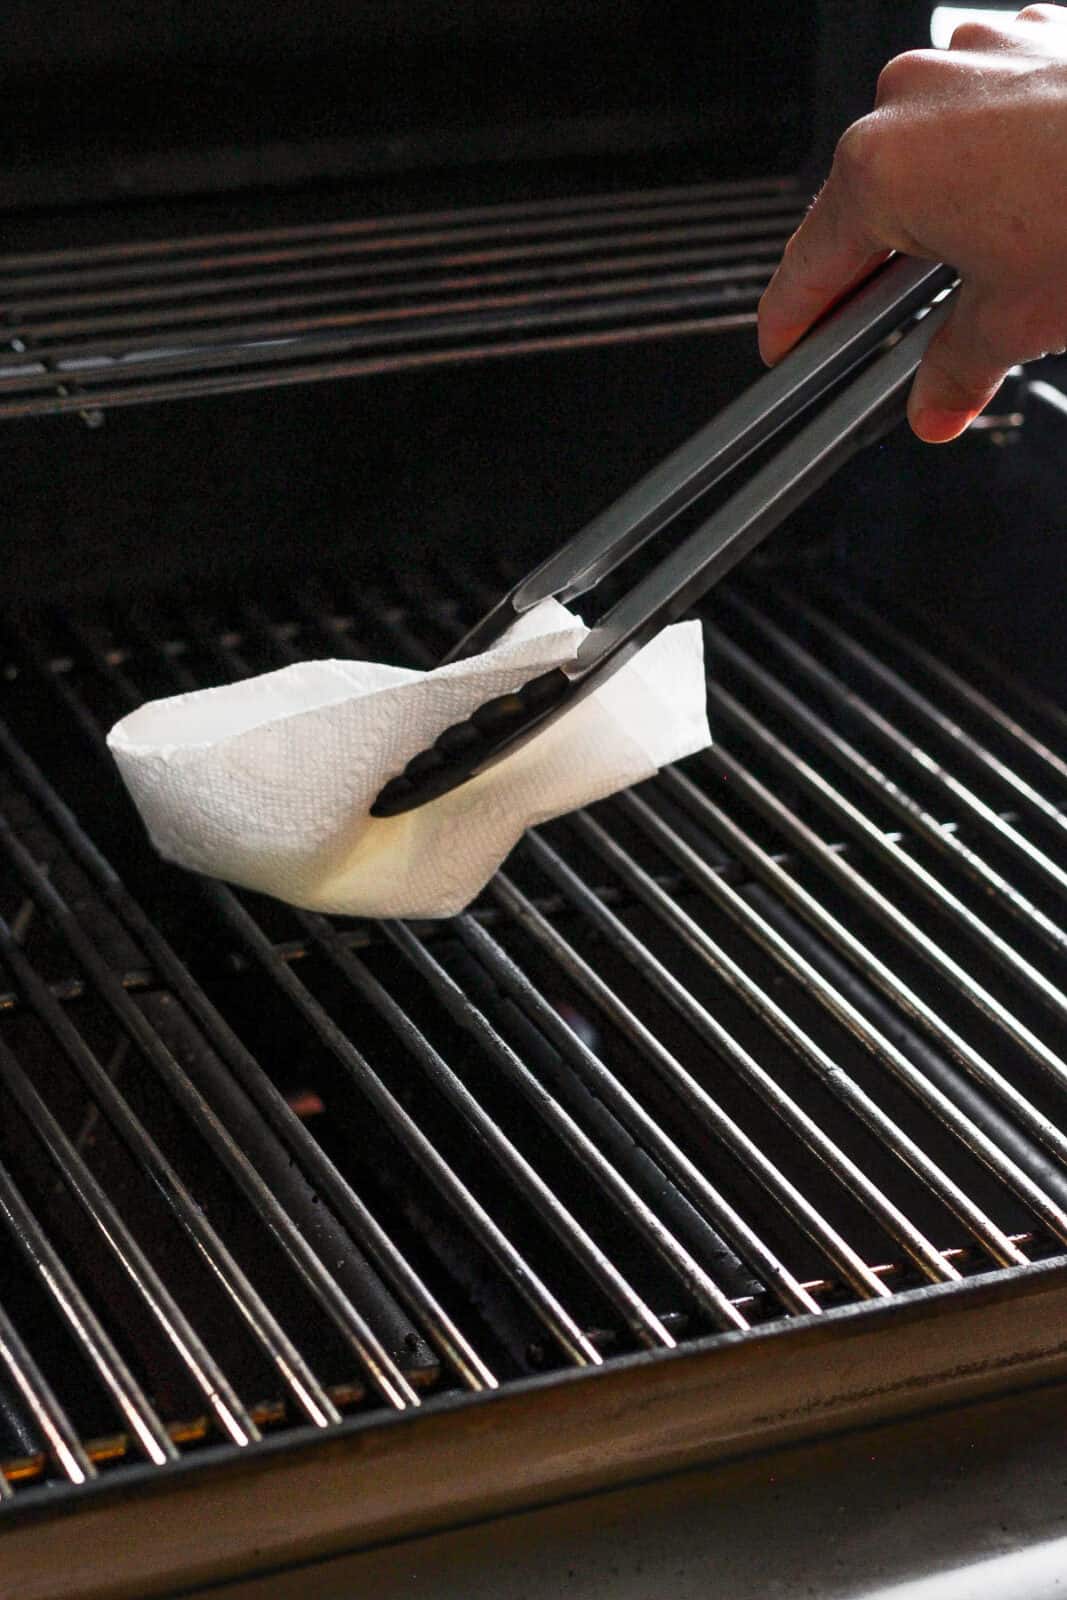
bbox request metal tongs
[371,254,958,818]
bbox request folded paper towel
[108,599,711,919]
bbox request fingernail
[910,407,974,444]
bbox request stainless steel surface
[4,556,1067,1595]
[0,179,803,419]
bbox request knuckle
[834,115,880,182]
[875,49,924,101]
[1016,5,1061,21]
[949,19,1007,49]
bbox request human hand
[758,5,1067,441]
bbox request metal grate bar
[660,762,1067,1178]
[0,176,799,272]
[703,683,1067,1093]
[566,813,974,1281]
[0,192,801,301]
[0,1294,95,1485]
[0,180,797,417]
[0,807,419,1412]
[791,588,1067,841]
[20,245,776,346]
[215,891,602,1367]
[487,870,883,1301]
[225,602,761,1338]
[615,788,1066,1253]
[0,1151,177,1466]
[457,893,820,1316]
[195,606,689,1352]
[816,586,1067,795]
[0,908,332,1434]
[521,825,918,1293]
[720,595,1067,961]
[707,625,1067,1038]
[384,917,749,1335]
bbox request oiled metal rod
[0,819,418,1413]
[468,888,822,1314]
[749,587,1067,915]
[0,1153,177,1465]
[0,910,331,1433]
[703,682,1067,1089]
[0,177,800,273]
[20,245,778,345]
[814,585,1067,795]
[522,826,950,1284]
[487,871,887,1301]
[0,280,766,400]
[385,918,749,1334]
[661,761,1067,1173]
[0,1295,96,1485]
[1,221,788,332]
[151,601,636,1365]
[618,787,1065,1255]
[7,266,766,372]
[0,312,755,419]
[571,813,972,1282]
[721,594,1067,958]
[0,194,802,300]
[73,623,495,1394]
[319,916,677,1349]
[210,890,602,1368]
[709,623,1067,1023]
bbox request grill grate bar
[0,312,757,420]
[385,917,748,1335]
[0,1293,95,1485]
[708,626,1067,1040]
[0,811,420,1413]
[226,894,602,1368]
[208,605,687,1353]
[0,901,334,1435]
[0,192,802,301]
[16,245,778,346]
[705,682,1067,1093]
[231,598,758,1341]
[734,589,1067,942]
[662,762,1067,1180]
[0,176,800,273]
[487,870,883,1301]
[0,711,493,1397]
[463,888,820,1316]
[569,813,970,1282]
[0,180,797,417]
[521,828,901,1299]
[0,1151,177,1466]
[793,588,1067,841]
[617,787,1067,1253]
[818,586,1067,795]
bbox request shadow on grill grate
[1,557,1067,1500]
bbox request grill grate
[0,178,803,419]
[1,560,1067,1500]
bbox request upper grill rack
[2,560,1067,1500]
[0,177,803,420]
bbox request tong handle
[443,255,955,665]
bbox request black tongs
[371,254,957,818]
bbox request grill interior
[0,178,803,420]
[3,544,1067,1500]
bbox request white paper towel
[107,599,711,919]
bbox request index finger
[758,163,890,366]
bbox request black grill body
[4,5,1067,1597]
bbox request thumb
[907,283,1012,443]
